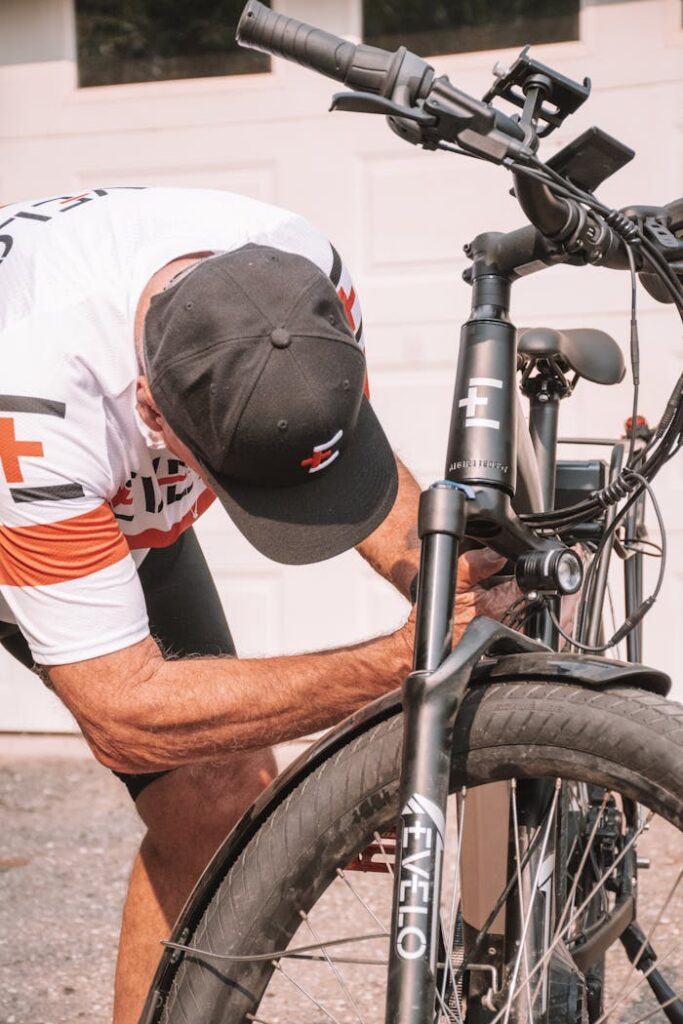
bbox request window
[75,0,270,88]
[362,1,579,58]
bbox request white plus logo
[458,376,503,430]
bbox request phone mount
[483,46,590,137]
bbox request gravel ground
[1,739,682,1024]
[0,744,143,1024]
[0,735,308,1024]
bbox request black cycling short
[0,527,236,801]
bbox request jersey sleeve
[0,502,149,665]
[0,374,149,665]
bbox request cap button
[270,327,291,349]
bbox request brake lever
[330,91,437,126]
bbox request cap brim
[200,397,398,565]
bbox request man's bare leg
[113,748,277,1024]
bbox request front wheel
[157,681,683,1024]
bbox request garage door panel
[359,150,522,271]
[370,368,455,482]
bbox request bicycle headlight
[556,550,583,594]
[516,548,583,595]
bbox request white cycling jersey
[0,187,363,664]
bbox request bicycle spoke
[526,787,611,1012]
[598,868,683,1024]
[435,984,460,1024]
[495,807,655,1024]
[559,789,611,933]
[619,872,682,1012]
[454,810,549,987]
[286,953,388,965]
[335,868,388,933]
[438,789,467,1022]
[624,992,682,1024]
[599,944,680,1024]
[373,830,395,876]
[271,959,344,1024]
[299,909,366,1024]
[501,779,561,1024]
[162,931,387,962]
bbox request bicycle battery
[554,459,607,508]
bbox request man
[0,186,515,1023]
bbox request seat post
[528,382,561,512]
[518,323,625,512]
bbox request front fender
[484,651,670,694]
[141,651,669,1022]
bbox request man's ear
[136,376,164,432]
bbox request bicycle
[141,5,683,1023]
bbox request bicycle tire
[157,680,683,1023]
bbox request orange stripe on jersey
[125,488,216,551]
[0,504,129,587]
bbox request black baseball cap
[143,244,398,565]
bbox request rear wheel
[158,681,683,1023]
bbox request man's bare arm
[355,457,422,600]
[356,456,512,595]
[48,625,413,775]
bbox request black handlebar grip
[237,0,400,95]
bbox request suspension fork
[385,481,468,1023]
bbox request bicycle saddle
[517,327,625,386]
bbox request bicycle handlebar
[511,174,630,272]
[235,5,583,244]
[236,2,680,298]
[236,1,432,98]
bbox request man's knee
[135,748,277,869]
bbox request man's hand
[398,546,582,656]
[451,547,519,646]
[356,457,522,651]
[396,548,519,659]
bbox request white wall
[0,0,682,730]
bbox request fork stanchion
[412,483,468,673]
